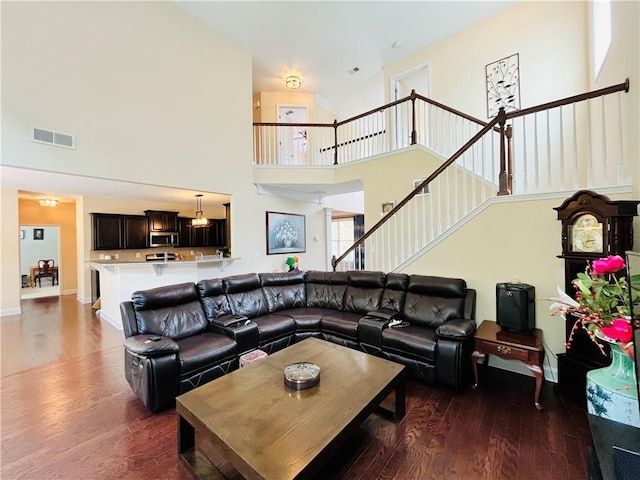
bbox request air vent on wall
[32,127,75,149]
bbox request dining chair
[35,259,57,287]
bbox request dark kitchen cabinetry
[92,214,123,250]
[210,219,227,247]
[92,213,149,250]
[145,210,178,232]
[178,217,226,248]
[123,215,149,249]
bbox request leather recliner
[120,282,238,412]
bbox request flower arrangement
[274,221,299,248]
[285,256,299,271]
[550,255,638,359]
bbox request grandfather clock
[554,190,639,401]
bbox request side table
[472,320,545,411]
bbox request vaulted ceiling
[8,1,518,205]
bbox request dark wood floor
[1,296,592,480]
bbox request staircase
[253,79,631,271]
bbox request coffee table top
[176,337,404,480]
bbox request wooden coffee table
[176,337,406,480]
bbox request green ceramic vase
[586,339,639,427]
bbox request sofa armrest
[212,314,250,328]
[124,334,179,356]
[435,318,476,340]
[210,315,259,354]
[366,308,401,321]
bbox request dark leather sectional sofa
[120,270,477,412]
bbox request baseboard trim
[0,307,22,317]
[97,309,123,331]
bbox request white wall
[0,1,328,312]
[384,2,589,120]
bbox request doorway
[20,225,60,299]
[278,105,308,165]
[390,62,431,149]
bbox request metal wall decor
[486,53,521,118]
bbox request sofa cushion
[131,282,199,310]
[130,282,208,339]
[342,271,385,314]
[379,273,409,313]
[320,311,362,340]
[381,324,437,362]
[274,307,335,332]
[305,271,348,310]
[403,275,466,328]
[223,273,269,318]
[176,332,237,375]
[196,278,232,320]
[260,272,307,312]
[252,314,297,343]
[133,300,208,340]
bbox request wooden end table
[471,320,545,411]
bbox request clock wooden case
[555,190,638,296]
[554,189,639,401]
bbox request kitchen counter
[89,257,240,330]
[90,257,238,274]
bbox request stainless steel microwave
[149,231,179,247]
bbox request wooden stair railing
[331,111,504,271]
[330,78,630,271]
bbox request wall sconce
[285,75,301,89]
[190,194,209,228]
[38,198,58,207]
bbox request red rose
[592,255,626,275]
[601,318,633,343]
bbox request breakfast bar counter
[89,257,239,331]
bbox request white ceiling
[175,1,517,109]
[5,1,518,205]
[2,166,229,209]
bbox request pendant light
[191,194,209,227]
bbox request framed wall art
[33,228,44,240]
[381,201,395,216]
[486,53,521,118]
[266,211,306,255]
[413,179,429,195]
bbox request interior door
[390,63,430,149]
[278,106,308,165]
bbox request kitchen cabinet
[92,213,148,250]
[92,214,124,250]
[123,215,148,249]
[178,217,227,248]
[210,219,227,247]
[145,210,178,232]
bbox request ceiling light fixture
[38,198,58,207]
[191,194,209,228]
[285,75,301,89]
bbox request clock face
[571,214,603,253]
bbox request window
[593,0,611,79]
[331,217,355,271]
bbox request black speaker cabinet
[496,283,535,333]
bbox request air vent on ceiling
[32,127,76,149]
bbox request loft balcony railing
[253,92,495,168]
[252,79,630,271]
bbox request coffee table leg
[178,414,195,454]
[395,377,406,420]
